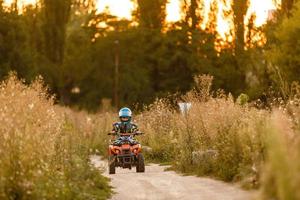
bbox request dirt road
[91,155,255,200]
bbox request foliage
[136,0,167,29]
[0,74,111,200]
[137,76,267,184]
[137,75,300,198]
[0,8,39,81]
[266,1,300,94]
[0,0,282,110]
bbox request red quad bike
[108,132,145,174]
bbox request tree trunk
[282,0,294,17]
[137,0,167,30]
[190,0,199,30]
[232,0,248,55]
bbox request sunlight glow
[246,0,280,26]
[201,0,213,29]
[3,0,280,42]
[166,0,181,22]
[96,0,134,20]
[216,0,233,39]
[3,0,279,26]
[3,0,36,9]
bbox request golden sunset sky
[3,0,280,37]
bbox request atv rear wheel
[109,155,116,174]
[136,154,145,173]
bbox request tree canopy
[0,0,298,111]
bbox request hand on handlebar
[108,131,117,136]
[108,131,144,136]
[134,131,144,136]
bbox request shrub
[0,75,111,200]
[136,76,300,197]
[137,76,268,186]
[137,99,178,163]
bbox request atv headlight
[132,144,141,154]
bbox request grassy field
[0,75,111,200]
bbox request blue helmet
[119,107,132,119]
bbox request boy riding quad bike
[108,107,145,174]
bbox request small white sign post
[178,102,192,116]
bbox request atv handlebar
[108,132,144,136]
[134,131,144,136]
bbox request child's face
[120,117,129,122]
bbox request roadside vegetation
[0,74,111,200]
[137,75,300,199]
[2,73,299,200]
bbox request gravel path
[90,155,255,200]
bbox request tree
[0,6,39,81]
[183,0,202,30]
[136,0,167,30]
[42,0,72,65]
[40,0,72,104]
[266,1,300,95]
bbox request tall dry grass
[137,75,300,196]
[136,99,178,163]
[0,75,111,200]
[259,95,300,199]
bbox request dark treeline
[0,0,299,111]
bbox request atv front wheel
[136,154,145,173]
[109,155,116,174]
